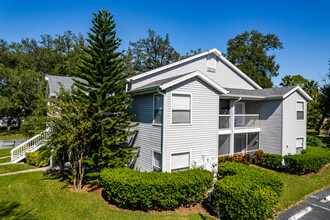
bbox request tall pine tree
[72,10,138,172]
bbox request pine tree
[72,10,138,172]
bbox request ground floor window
[219,135,230,155]
[153,151,162,172]
[171,152,190,172]
[296,137,304,154]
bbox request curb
[288,206,312,220]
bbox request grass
[0,164,36,174]
[0,172,212,220]
[307,129,330,148]
[0,127,25,140]
[273,166,330,212]
[0,157,11,163]
[0,148,12,157]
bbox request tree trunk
[73,158,85,192]
[317,114,326,135]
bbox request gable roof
[45,75,87,97]
[130,71,228,94]
[223,85,312,101]
[127,48,262,89]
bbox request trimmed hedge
[25,147,50,167]
[284,146,330,175]
[101,168,213,211]
[213,162,283,219]
[261,153,282,170]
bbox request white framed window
[171,152,190,171]
[152,151,162,172]
[171,93,191,124]
[153,94,163,125]
[296,101,304,120]
[296,137,304,154]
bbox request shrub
[214,162,283,219]
[25,147,50,167]
[101,168,214,211]
[284,146,330,175]
[218,153,250,165]
[261,153,283,170]
[253,150,264,164]
[306,135,326,148]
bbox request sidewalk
[0,166,50,177]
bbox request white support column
[229,100,235,155]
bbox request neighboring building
[45,48,312,172]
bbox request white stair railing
[11,130,48,163]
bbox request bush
[101,168,213,211]
[284,146,330,175]
[306,135,326,148]
[253,150,264,164]
[260,153,283,170]
[218,153,250,165]
[214,162,283,219]
[25,147,50,167]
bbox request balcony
[219,114,260,129]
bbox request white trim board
[160,71,229,94]
[128,48,262,90]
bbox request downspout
[229,97,241,155]
[156,88,166,172]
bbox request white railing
[219,114,259,129]
[235,114,259,128]
[11,130,48,163]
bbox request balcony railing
[219,114,259,129]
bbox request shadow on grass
[41,171,71,190]
[0,201,32,219]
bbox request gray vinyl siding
[282,91,307,156]
[131,54,257,91]
[164,78,220,172]
[130,94,162,171]
[259,100,283,154]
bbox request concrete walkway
[0,156,10,159]
[0,166,50,177]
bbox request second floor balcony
[219,114,260,130]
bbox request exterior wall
[258,100,283,154]
[163,78,220,172]
[282,91,307,156]
[130,94,162,171]
[131,54,257,91]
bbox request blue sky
[0,0,329,86]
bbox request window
[153,151,162,172]
[153,94,163,124]
[172,94,191,124]
[219,100,230,115]
[296,101,304,120]
[296,137,303,154]
[219,135,230,155]
[171,152,190,171]
[232,133,259,154]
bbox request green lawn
[0,157,11,163]
[0,164,36,174]
[0,128,25,140]
[0,172,212,220]
[273,166,330,212]
[0,148,12,157]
